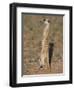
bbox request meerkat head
[43,18,51,25]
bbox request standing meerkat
[39,18,51,68]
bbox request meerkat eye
[48,20,50,23]
[43,19,46,21]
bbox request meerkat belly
[42,29,49,48]
[41,27,49,61]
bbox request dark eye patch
[48,20,51,23]
[43,18,46,21]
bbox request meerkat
[39,18,51,68]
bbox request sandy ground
[23,59,63,75]
[22,14,63,75]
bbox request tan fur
[39,19,50,67]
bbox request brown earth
[22,14,63,75]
